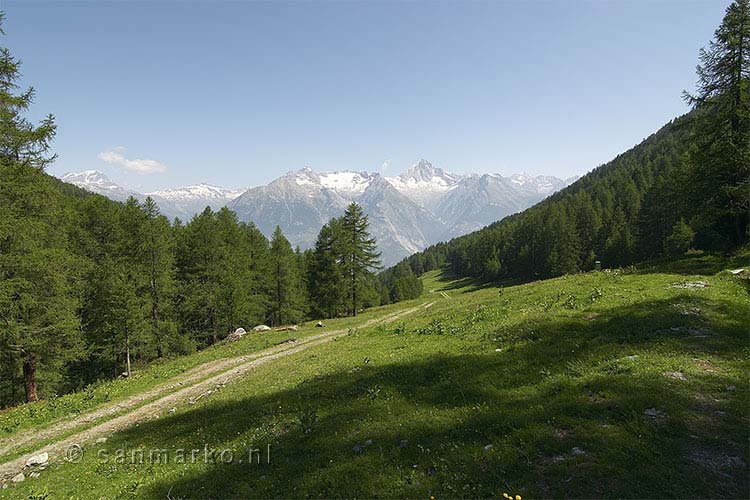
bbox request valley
[2,253,747,498]
[60,161,575,266]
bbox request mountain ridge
[58,161,574,265]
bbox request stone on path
[25,452,48,467]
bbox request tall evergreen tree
[268,226,303,326]
[340,203,381,316]
[141,197,178,358]
[684,0,750,246]
[0,15,82,402]
[308,222,345,318]
[175,207,222,346]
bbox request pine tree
[214,208,255,335]
[684,0,750,246]
[243,222,271,323]
[175,207,222,346]
[81,257,146,380]
[340,203,381,316]
[141,197,177,358]
[268,226,303,326]
[308,222,345,318]
[0,15,82,402]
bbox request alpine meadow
[0,1,748,499]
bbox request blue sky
[3,0,729,191]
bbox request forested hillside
[0,3,433,408]
[403,0,749,282]
[1,163,402,409]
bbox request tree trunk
[125,332,132,377]
[150,246,163,358]
[23,354,38,403]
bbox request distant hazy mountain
[61,170,142,203]
[147,184,244,221]
[60,161,574,266]
[59,170,241,221]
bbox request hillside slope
[2,255,747,498]
[400,113,733,281]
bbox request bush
[666,219,695,256]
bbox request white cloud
[98,146,167,174]
[380,159,391,172]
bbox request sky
[1,0,731,192]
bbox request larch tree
[340,203,381,316]
[142,197,177,358]
[268,226,303,326]
[0,14,82,402]
[684,0,750,246]
[308,221,345,318]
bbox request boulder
[226,328,247,342]
[25,452,48,467]
[11,473,24,483]
[253,325,272,332]
[275,325,299,332]
[315,321,325,328]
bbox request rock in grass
[275,325,299,332]
[671,281,709,289]
[226,328,247,342]
[484,444,494,452]
[315,321,325,328]
[253,325,271,332]
[664,371,687,381]
[399,439,408,448]
[364,439,373,447]
[95,437,108,444]
[571,447,587,456]
[644,407,666,418]
[25,452,48,467]
[29,472,40,479]
[352,443,362,453]
[11,473,24,483]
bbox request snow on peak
[387,159,460,195]
[147,183,243,201]
[319,171,373,195]
[61,170,124,192]
[508,172,568,195]
[62,170,109,184]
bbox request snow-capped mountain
[147,184,244,221]
[60,161,575,266]
[58,171,241,221]
[386,159,461,210]
[61,170,141,202]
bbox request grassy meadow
[2,254,749,499]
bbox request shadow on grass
[428,266,491,293]
[634,249,750,277]
[120,295,748,499]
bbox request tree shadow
[98,295,749,499]
[634,250,749,277]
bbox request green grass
[4,260,749,499]
[0,299,426,447]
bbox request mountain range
[60,161,576,266]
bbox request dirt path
[0,301,434,481]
